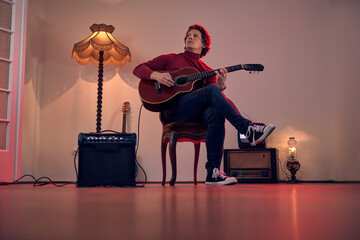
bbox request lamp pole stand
[96,51,104,133]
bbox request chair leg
[194,143,200,185]
[169,137,177,186]
[161,140,168,186]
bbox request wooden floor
[1,183,360,240]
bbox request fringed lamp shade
[72,24,131,67]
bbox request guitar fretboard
[187,64,244,81]
[122,113,126,133]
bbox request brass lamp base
[286,160,301,182]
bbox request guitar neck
[187,64,244,81]
[122,113,126,133]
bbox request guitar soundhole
[176,76,188,85]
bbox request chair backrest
[159,111,169,125]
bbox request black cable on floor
[0,174,72,187]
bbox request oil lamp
[286,137,301,182]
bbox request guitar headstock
[122,101,130,113]
[243,64,264,73]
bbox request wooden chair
[160,112,207,186]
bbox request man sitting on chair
[133,24,275,185]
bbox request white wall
[22,0,360,182]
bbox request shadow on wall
[25,16,142,109]
[270,125,319,160]
[24,0,161,109]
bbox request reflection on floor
[1,183,359,240]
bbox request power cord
[74,147,79,181]
[135,104,147,186]
[0,174,36,186]
[278,157,291,180]
[0,174,71,187]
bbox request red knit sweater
[133,50,217,86]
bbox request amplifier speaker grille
[77,133,136,187]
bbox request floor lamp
[72,24,131,132]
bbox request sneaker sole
[251,124,276,146]
[205,178,238,186]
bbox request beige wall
[22,0,360,182]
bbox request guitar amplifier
[77,132,136,187]
[224,148,278,183]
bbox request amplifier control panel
[78,133,136,145]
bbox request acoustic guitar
[138,64,264,112]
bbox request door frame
[0,0,27,181]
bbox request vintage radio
[224,148,278,183]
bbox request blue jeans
[167,85,251,172]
